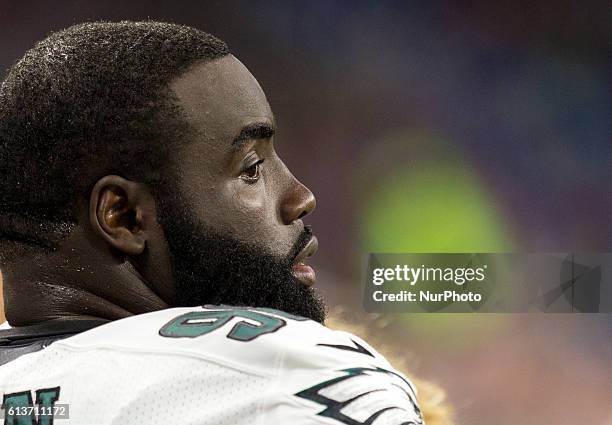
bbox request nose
[281,179,316,225]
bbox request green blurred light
[359,158,514,340]
[361,163,512,253]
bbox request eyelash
[239,159,265,183]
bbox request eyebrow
[232,122,276,147]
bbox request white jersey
[0,305,423,425]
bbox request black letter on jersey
[2,386,60,425]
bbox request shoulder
[50,307,335,370]
[57,305,395,375]
[56,306,424,423]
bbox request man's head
[0,21,325,323]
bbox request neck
[2,238,169,326]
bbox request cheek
[227,179,266,213]
[208,179,275,239]
[209,178,295,257]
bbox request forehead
[169,54,274,141]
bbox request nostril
[297,210,308,220]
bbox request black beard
[155,192,327,323]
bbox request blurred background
[0,1,610,423]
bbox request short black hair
[0,21,229,257]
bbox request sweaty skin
[2,55,316,326]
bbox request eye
[239,159,265,183]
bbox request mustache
[287,225,313,264]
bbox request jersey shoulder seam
[50,341,276,379]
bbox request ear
[89,175,150,256]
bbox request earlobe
[89,175,147,256]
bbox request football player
[0,21,424,424]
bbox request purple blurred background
[0,1,610,423]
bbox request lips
[291,235,318,287]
